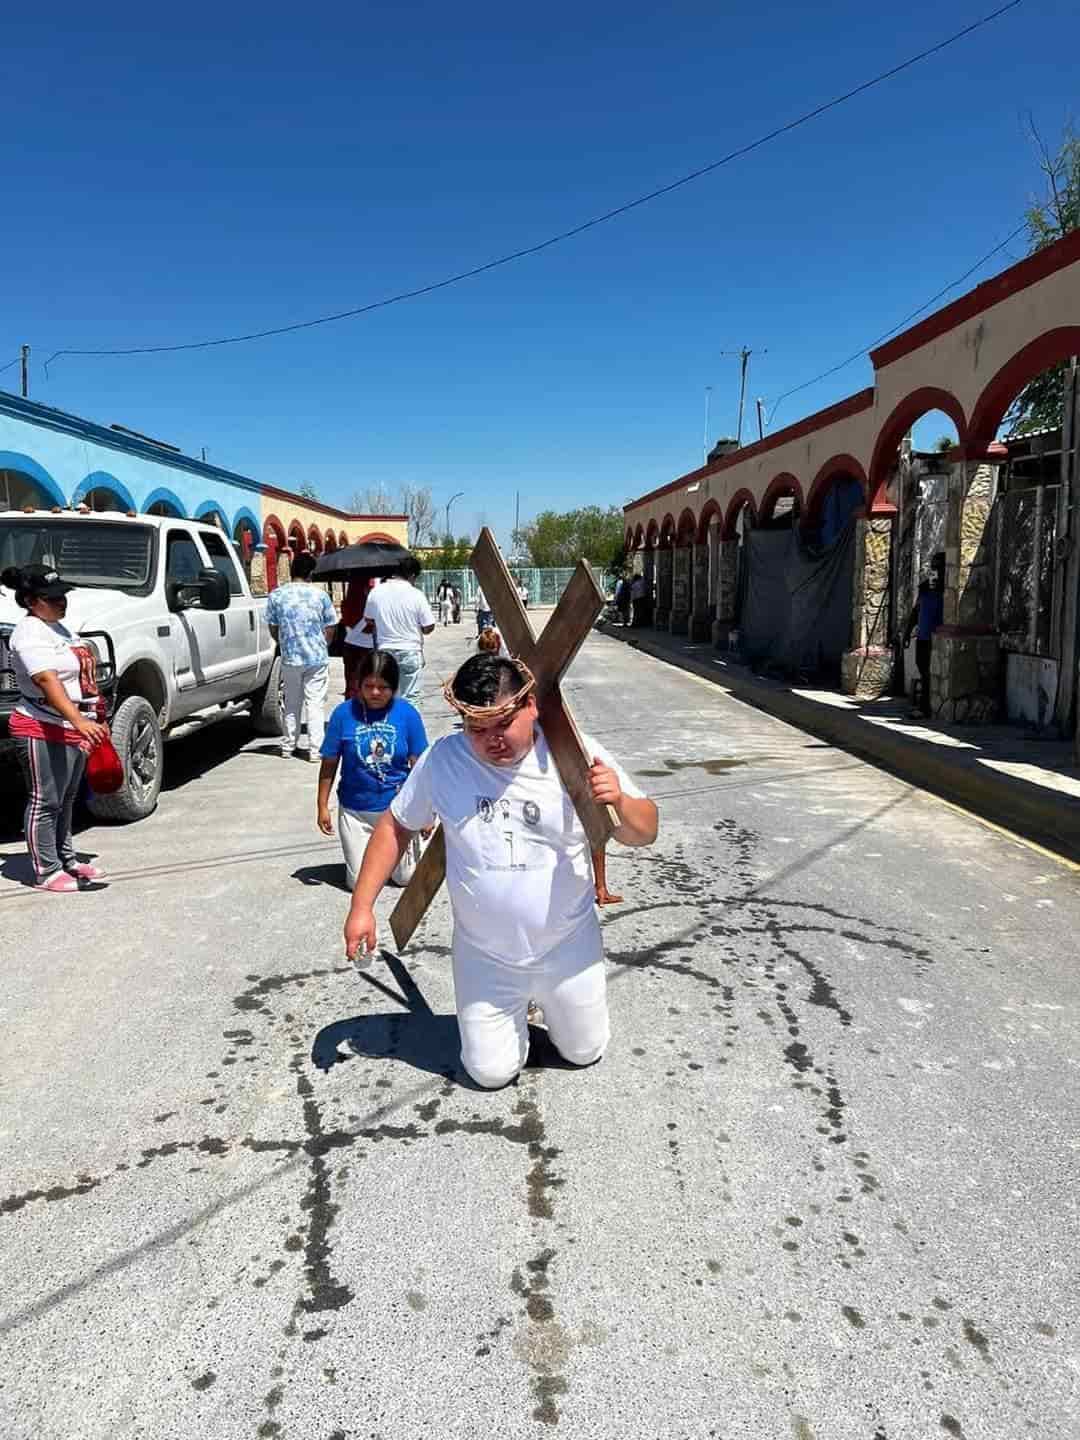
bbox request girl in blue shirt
[317,650,429,890]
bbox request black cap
[14,565,75,600]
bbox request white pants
[281,662,329,755]
[452,918,609,1089]
[339,807,420,891]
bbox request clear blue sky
[2,0,1076,544]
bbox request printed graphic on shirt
[474,794,545,872]
[355,721,398,781]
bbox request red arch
[632,523,645,549]
[676,507,696,546]
[324,531,337,553]
[263,513,287,547]
[262,514,288,592]
[288,521,306,552]
[307,525,324,554]
[722,489,758,540]
[759,473,804,525]
[804,455,869,530]
[645,518,659,548]
[868,387,967,510]
[624,526,635,552]
[354,530,402,544]
[339,530,348,549]
[696,499,722,543]
[968,327,1080,453]
[658,513,676,547]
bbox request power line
[44,1,1024,369]
[0,356,20,375]
[767,219,1029,427]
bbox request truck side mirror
[167,569,231,612]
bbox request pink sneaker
[35,871,79,894]
[66,863,107,882]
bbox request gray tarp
[739,521,856,678]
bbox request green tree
[1008,120,1080,435]
[433,532,473,573]
[297,480,318,501]
[513,505,625,570]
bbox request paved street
[2,616,1078,1440]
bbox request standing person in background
[902,570,944,718]
[451,585,462,624]
[615,575,631,626]
[341,577,374,697]
[630,572,646,627]
[363,555,435,703]
[437,579,453,627]
[2,565,110,893]
[266,552,337,761]
[475,585,494,636]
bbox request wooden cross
[389,527,621,950]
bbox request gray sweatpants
[14,736,87,884]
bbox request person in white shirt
[2,564,110,893]
[363,556,435,702]
[344,653,659,1089]
[475,586,494,635]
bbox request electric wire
[44,1,1024,368]
[767,219,1029,426]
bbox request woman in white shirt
[2,565,110,893]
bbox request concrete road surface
[2,616,1077,1440]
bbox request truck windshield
[0,520,154,593]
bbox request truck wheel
[87,695,163,822]
[249,655,284,736]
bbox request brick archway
[804,455,869,531]
[759,473,803,525]
[696,499,722,543]
[723,489,757,539]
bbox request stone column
[689,540,712,640]
[277,551,292,587]
[669,546,691,634]
[932,458,1002,722]
[641,548,656,626]
[249,546,269,598]
[712,539,741,647]
[841,517,894,698]
[654,547,673,629]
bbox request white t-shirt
[364,579,434,654]
[9,615,87,730]
[391,729,644,963]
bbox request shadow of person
[0,850,105,890]
[292,862,349,890]
[311,952,578,1088]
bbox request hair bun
[1,565,23,590]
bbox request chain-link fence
[417,566,582,608]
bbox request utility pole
[20,345,29,399]
[718,348,766,447]
[755,397,766,442]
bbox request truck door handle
[219,615,227,637]
[249,611,255,632]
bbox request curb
[598,624,1080,866]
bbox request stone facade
[655,547,673,629]
[669,547,691,634]
[931,632,1002,723]
[712,539,741,647]
[841,518,893,698]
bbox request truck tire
[249,655,284,736]
[87,695,163,822]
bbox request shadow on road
[292,862,348,890]
[312,951,575,1087]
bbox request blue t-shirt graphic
[321,696,428,813]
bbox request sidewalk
[598,621,1080,865]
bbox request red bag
[86,736,124,794]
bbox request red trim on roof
[871,229,1080,371]
[624,389,875,513]
[258,480,409,525]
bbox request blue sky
[2,0,1076,544]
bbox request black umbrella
[313,540,411,580]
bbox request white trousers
[339,807,419,891]
[452,918,609,1089]
[281,662,329,755]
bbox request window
[166,531,203,584]
[0,520,153,593]
[201,530,244,595]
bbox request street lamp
[444,491,465,582]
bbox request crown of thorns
[443,657,537,723]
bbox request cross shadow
[311,952,576,1087]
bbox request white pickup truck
[0,509,282,820]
